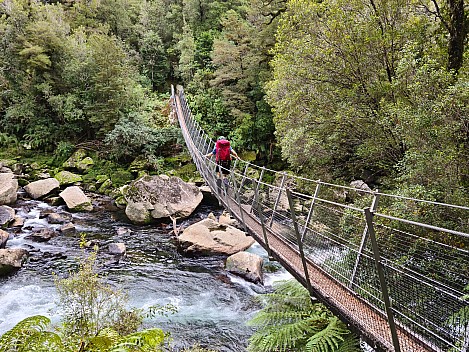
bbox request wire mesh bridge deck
[172,86,469,352]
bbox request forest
[1,0,468,206]
[0,0,468,351]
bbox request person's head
[218,136,226,141]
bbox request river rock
[0,248,28,276]
[109,243,126,255]
[59,222,75,234]
[0,206,15,227]
[24,178,60,199]
[47,212,73,224]
[0,229,9,248]
[219,211,238,227]
[124,175,203,224]
[0,173,18,205]
[177,218,255,256]
[26,228,58,242]
[225,251,263,284]
[59,186,93,212]
[11,216,24,227]
[54,170,83,186]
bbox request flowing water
[0,195,292,351]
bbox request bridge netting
[172,86,469,352]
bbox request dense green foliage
[266,0,468,203]
[248,280,360,352]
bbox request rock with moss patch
[77,157,94,172]
[98,178,112,193]
[124,175,203,224]
[59,186,93,212]
[62,149,87,170]
[55,171,83,186]
[125,201,153,225]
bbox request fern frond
[110,328,165,352]
[305,317,349,352]
[335,333,361,352]
[0,315,52,352]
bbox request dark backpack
[216,139,231,161]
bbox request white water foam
[0,279,59,333]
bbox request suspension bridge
[171,86,469,352]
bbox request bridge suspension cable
[172,85,469,352]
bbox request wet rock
[0,229,10,248]
[59,186,93,212]
[11,216,24,227]
[116,227,132,236]
[59,222,75,234]
[225,251,263,284]
[124,175,203,224]
[109,243,126,255]
[0,248,28,276]
[219,211,238,227]
[26,228,58,242]
[84,239,100,248]
[24,178,60,199]
[0,205,15,227]
[54,171,83,186]
[47,212,73,224]
[177,217,255,256]
[0,173,18,205]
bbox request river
[0,195,292,351]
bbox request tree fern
[0,315,68,352]
[248,280,360,352]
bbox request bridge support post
[364,207,401,352]
[286,188,314,302]
[300,182,321,242]
[350,192,380,289]
[230,161,249,233]
[269,172,287,227]
[251,167,265,214]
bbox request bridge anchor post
[364,207,401,352]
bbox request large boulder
[24,178,60,199]
[124,175,203,224]
[225,251,263,284]
[59,186,93,212]
[177,217,255,256]
[0,173,18,205]
[0,206,15,227]
[0,248,28,276]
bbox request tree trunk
[447,0,465,72]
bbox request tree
[266,0,468,188]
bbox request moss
[98,179,112,193]
[55,171,83,186]
[110,170,134,187]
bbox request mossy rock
[55,171,83,186]
[98,179,112,193]
[0,159,19,168]
[174,163,198,182]
[114,195,127,207]
[62,149,87,169]
[77,157,94,172]
[110,170,134,187]
[96,175,109,184]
